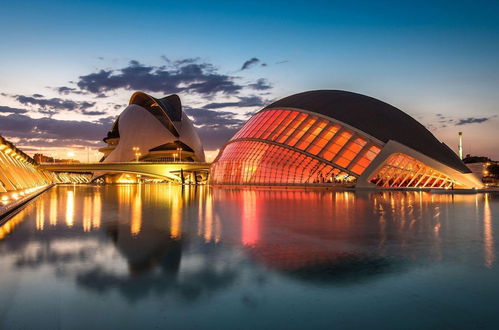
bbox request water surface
[0,185,498,329]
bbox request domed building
[210,90,482,189]
[100,92,205,163]
[96,92,206,183]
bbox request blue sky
[0,0,498,160]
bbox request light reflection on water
[0,184,498,329]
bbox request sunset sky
[1,0,498,161]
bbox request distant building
[464,155,499,185]
[210,90,482,189]
[33,153,80,164]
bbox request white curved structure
[100,92,205,163]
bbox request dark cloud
[72,60,243,97]
[184,107,244,127]
[82,110,107,116]
[0,105,28,114]
[203,96,266,109]
[241,57,261,70]
[0,113,112,146]
[455,117,494,126]
[15,95,96,114]
[56,86,84,95]
[248,78,272,91]
[32,94,44,98]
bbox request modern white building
[100,92,205,163]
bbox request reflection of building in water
[197,191,221,243]
[208,189,496,281]
[241,190,259,246]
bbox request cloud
[241,57,261,70]
[184,107,244,127]
[0,113,112,147]
[15,95,96,115]
[71,59,244,97]
[56,86,84,95]
[0,105,28,114]
[429,114,497,129]
[203,96,266,109]
[455,117,495,126]
[248,78,272,91]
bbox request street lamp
[177,147,182,162]
[173,153,178,162]
[132,147,140,162]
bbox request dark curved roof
[263,90,470,173]
[129,92,181,137]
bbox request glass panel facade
[369,153,460,188]
[211,141,355,185]
[212,109,383,185]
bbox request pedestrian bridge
[39,162,211,183]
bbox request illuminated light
[11,193,19,200]
[1,196,8,201]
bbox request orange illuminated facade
[210,90,483,189]
[369,153,458,188]
[211,109,381,185]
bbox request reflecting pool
[0,185,498,329]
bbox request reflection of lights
[170,194,181,239]
[36,200,45,231]
[204,193,213,242]
[484,194,494,268]
[130,187,142,236]
[93,193,101,229]
[0,208,28,240]
[66,190,75,227]
[242,190,259,246]
[49,189,57,226]
[83,195,92,232]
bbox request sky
[0,0,498,162]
